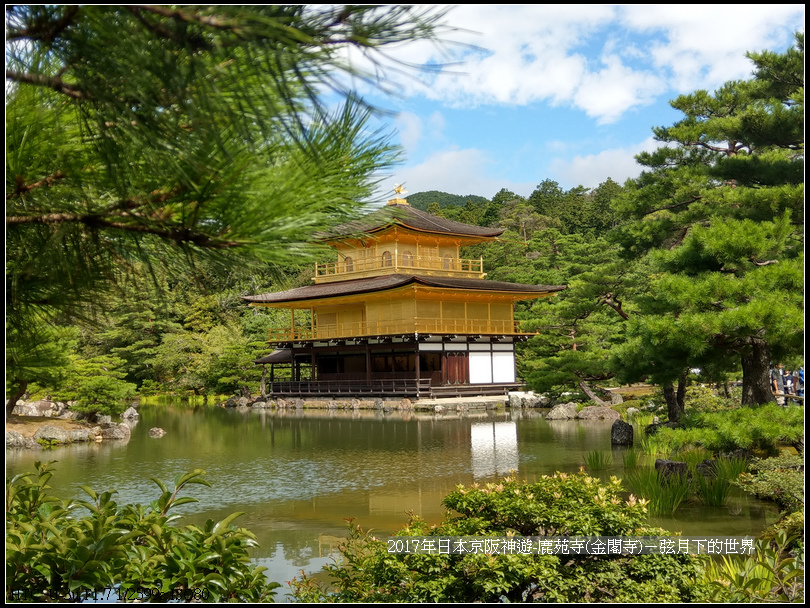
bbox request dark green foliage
[54,355,136,417]
[406,190,489,211]
[5,5,444,412]
[652,404,803,454]
[291,472,711,603]
[513,230,644,402]
[735,454,804,512]
[6,462,279,602]
[611,35,804,403]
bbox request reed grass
[624,467,691,516]
[622,448,640,470]
[584,450,613,470]
[713,457,749,481]
[694,472,732,506]
[675,447,713,468]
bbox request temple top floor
[312,202,504,283]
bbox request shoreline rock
[6,404,133,450]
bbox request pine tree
[516,231,644,404]
[5,6,445,413]
[612,34,804,407]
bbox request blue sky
[341,5,805,200]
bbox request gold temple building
[243,192,565,398]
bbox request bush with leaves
[6,462,278,602]
[291,471,712,603]
[735,454,804,514]
[50,354,136,418]
[702,532,804,603]
[648,404,803,455]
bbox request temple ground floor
[257,334,528,399]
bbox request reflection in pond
[471,421,518,478]
[5,405,781,598]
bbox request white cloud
[349,5,804,122]
[394,112,423,153]
[619,5,804,92]
[574,54,664,124]
[392,147,530,199]
[549,137,662,188]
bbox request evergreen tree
[5,5,445,413]
[516,231,644,404]
[612,34,804,407]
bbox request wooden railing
[267,378,432,397]
[268,318,524,342]
[314,254,484,280]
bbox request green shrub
[684,385,737,413]
[760,512,804,548]
[53,355,136,418]
[648,405,803,455]
[291,472,712,603]
[734,454,804,513]
[6,462,278,602]
[702,532,804,602]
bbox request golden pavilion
[243,190,565,398]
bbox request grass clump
[621,448,640,470]
[584,450,613,471]
[623,468,691,516]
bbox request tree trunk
[578,381,608,406]
[677,372,686,412]
[6,380,28,417]
[740,337,774,406]
[663,372,687,422]
[663,382,680,422]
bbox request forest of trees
[6,11,803,419]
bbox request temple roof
[243,274,565,305]
[315,203,504,241]
[254,349,293,364]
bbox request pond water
[6,405,780,599]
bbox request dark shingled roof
[254,349,293,364]
[242,274,565,305]
[316,204,504,240]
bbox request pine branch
[597,293,630,320]
[5,70,88,99]
[643,195,702,216]
[6,6,80,43]
[8,171,67,200]
[6,213,240,249]
[124,6,204,48]
[132,5,236,31]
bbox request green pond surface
[6,405,781,600]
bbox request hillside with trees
[406,190,489,211]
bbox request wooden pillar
[365,343,371,384]
[261,365,267,398]
[415,348,421,397]
[441,345,447,385]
